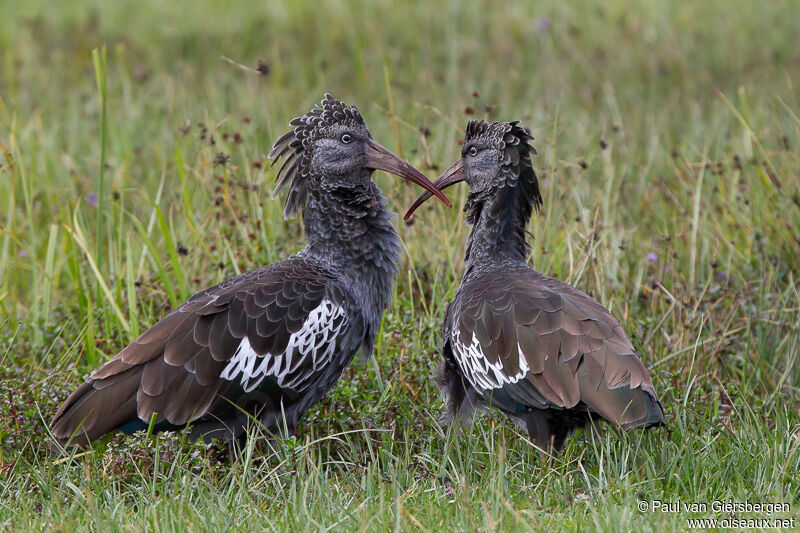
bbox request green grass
[1,0,799,530]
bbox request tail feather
[523,358,665,452]
[577,360,665,429]
[50,368,142,447]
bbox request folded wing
[448,270,664,430]
[51,257,362,446]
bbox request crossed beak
[364,139,452,208]
[403,159,464,220]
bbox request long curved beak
[403,159,464,220]
[364,139,452,208]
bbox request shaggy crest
[268,94,366,218]
[462,120,542,232]
[463,120,540,199]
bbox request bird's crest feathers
[268,94,365,218]
[462,120,542,229]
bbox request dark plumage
[406,120,665,452]
[51,94,450,448]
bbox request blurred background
[2,0,797,314]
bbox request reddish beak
[364,139,452,208]
[403,159,464,220]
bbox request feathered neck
[300,175,401,344]
[301,171,391,255]
[464,155,542,271]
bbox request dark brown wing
[446,268,664,430]
[51,256,363,446]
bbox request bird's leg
[524,409,552,451]
[358,341,374,365]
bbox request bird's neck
[302,179,401,339]
[463,182,531,273]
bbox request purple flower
[444,486,454,497]
[715,271,730,284]
[87,193,98,207]
[536,17,552,32]
[19,249,28,258]
[646,252,658,263]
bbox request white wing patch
[451,328,530,393]
[220,299,347,392]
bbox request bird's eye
[468,146,478,156]
[341,134,352,144]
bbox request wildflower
[537,16,552,32]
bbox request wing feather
[447,269,663,428]
[51,257,364,445]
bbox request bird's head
[269,93,450,218]
[404,120,541,223]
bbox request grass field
[1,0,799,530]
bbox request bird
[51,94,452,448]
[404,120,665,452]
